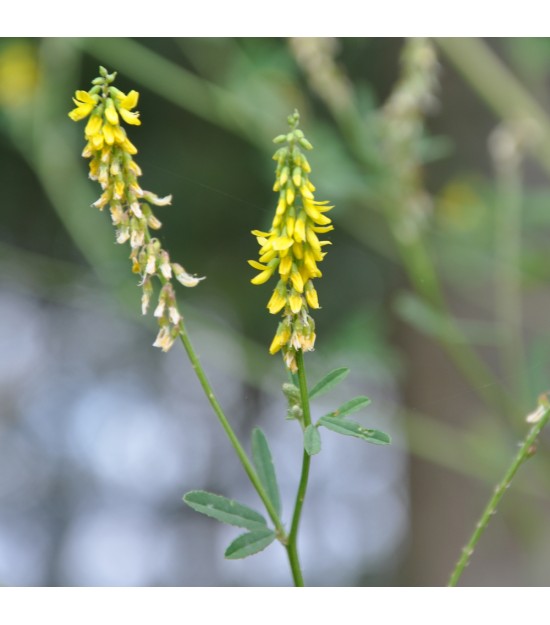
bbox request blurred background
[1,37,550,587]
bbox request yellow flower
[118,90,141,125]
[69,90,98,121]
[249,110,333,371]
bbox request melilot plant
[69,67,391,586]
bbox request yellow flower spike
[70,67,202,353]
[249,109,333,370]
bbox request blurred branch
[434,37,550,176]
[490,124,529,416]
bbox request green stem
[177,325,285,538]
[392,228,516,416]
[433,38,550,177]
[286,349,313,587]
[447,397,550,586]
[493,142,526,415]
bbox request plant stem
[286,349,313,587]
[177,325,285,538]
[447,397,550,587]
[493,137,527,415]
[391,227,515,416]
[433,38,550,177]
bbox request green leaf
[183,491,267,530]
[224,528,276,560]
[251,428,282,517]
[309,367,350,400]
[304,424,322,456]
[319,416,391,445]
[332,396,371,418]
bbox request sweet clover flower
[69,66,203,352]
[249,110,333,372]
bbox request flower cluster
[381,38,439,242]
[249,111,333,372]
[69,66,203,352]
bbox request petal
[75,90,96,104]
[119,107,141,126]
[85,115,103,137]
[278,255,292,276]
[120,89,139,110]
[121,138,137,155]
[248,260,268,271]
[271,236,293,251]
[290,271,304,293]
[267,289,286,315]
[68,102,94,121]
[103,123,115,145]
[289,292,303,314]
[105,100,119,125]
[251,267,275,285]
[305,286,319,309]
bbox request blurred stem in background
[434,37,550,176]
[489,122,531,417]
